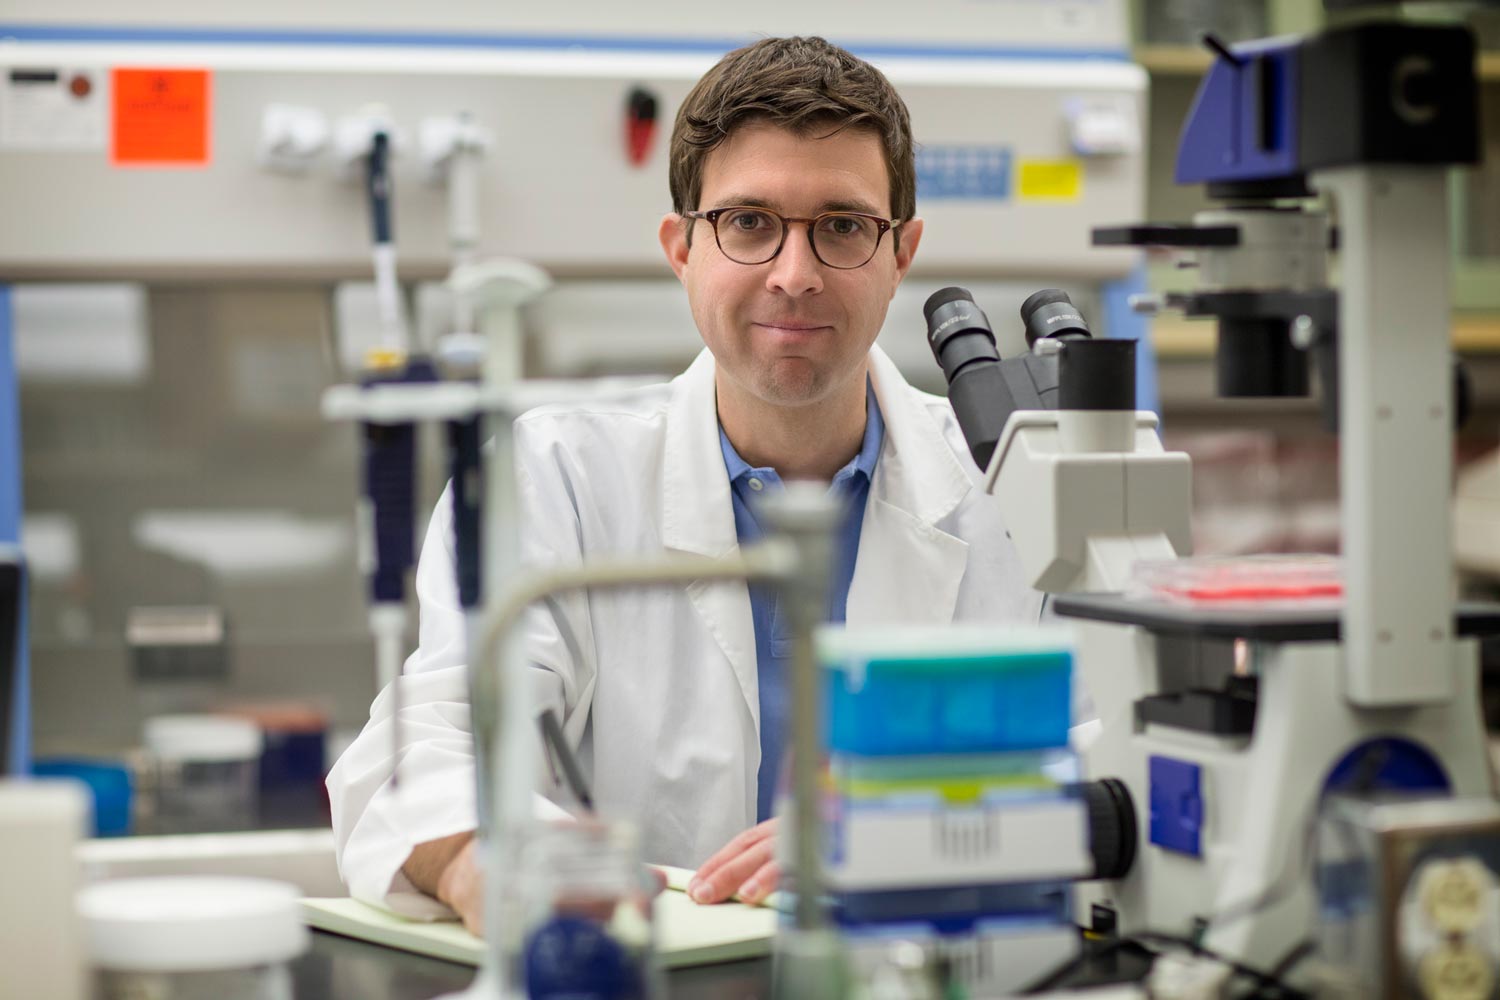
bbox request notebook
[302,871,777,969]
[651,863,790,912]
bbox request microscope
[930,8,1500,996]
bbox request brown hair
[669,37,916,235]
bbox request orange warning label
[110,68,211,166]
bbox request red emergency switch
[625,86,659,167]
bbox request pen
[538,708,594,813]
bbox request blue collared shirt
[718,386,885,821]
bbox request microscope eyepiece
[924,286,1000,383]
[1020,288,1071,314]
[923,285,978,323]
[924,286,1007,469]
[1021,288,1091,347]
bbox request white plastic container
[0,781,89,1000]
[144,715,263,833]
[78,876,307,1000]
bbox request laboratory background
[3,0,1500,998]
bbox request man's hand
[435,836,485,935]
[403,831,484,935]
[688,818,779,906]
[406,826,668,936]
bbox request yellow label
[363,347,408,372]
[844,774,1053,805]
[1018,159,1084,201]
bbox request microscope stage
[1052,594,1500,643]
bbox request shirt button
[748,477,764,492]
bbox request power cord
[1131,932,1313,999]
[1028,744,1402,996]
[1020,930,1314,998]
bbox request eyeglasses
[683,206,903,270]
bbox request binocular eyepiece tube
[924,287,1135,470]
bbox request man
[327,35,1039,932]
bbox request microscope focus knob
[1083,778,1138,881]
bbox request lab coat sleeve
[327,427,596,917]
[326,491,479,918]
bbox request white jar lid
[79,876,307,971]
[144,714,263,763]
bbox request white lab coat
[326,345,1042,916]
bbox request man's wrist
[401,829,475,899]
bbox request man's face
[660,123,923,408]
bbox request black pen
[538,708,594,813]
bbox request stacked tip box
[815,625,1085,998]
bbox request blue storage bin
[819,625,1073,756]
[31,757,134,837]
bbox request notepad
[301,884,777,969]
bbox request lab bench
[294,930,770,999]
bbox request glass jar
[519,820,658,1000]
[143,715,262,833]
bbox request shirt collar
[718,380,884,494]
[719,423,757,484]
[836,383,884,489]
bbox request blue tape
[1100,264,1158,416]
[0,286,27,775]
[0,23,1129,62]
[14,565,26,777]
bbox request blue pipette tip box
[818,625,1074,757]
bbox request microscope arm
[984,410,1193,595]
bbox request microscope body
[1063,616,1495,976]
[983,342,1500,992]
[979,342,1497,991]
[955,15,1500,994]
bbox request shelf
[1136,46,1500,81]
[1151,314,1500,358]
[1134,45,1212,75]
[1151,318,1215,357]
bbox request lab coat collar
[660,345,968,553]
[864,345,973,528]
[662,348,737,558]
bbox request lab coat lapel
[846,347,972,627]
[661,350,760,728]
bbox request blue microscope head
[1174,36,1304,194]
